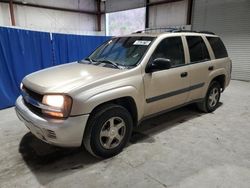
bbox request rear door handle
[208,66,214,71]
[180,72,188,77]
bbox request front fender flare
[72,86,142,117]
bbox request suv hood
[22,62,123,94]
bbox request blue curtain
[0,27,53,109]
[0,27,111,109]
[53,33,110,65]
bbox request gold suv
[15,29,231,158]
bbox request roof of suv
[126,32,218,38]
[120,28,218,38]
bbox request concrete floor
[0,80,250,188]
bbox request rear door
[206,36,232,86]
[185,35,212,101]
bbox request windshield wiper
[98,59,120,69]
[78,57,95,64]
[85,57,95,64]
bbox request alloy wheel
[208,87,219,108]
[99,117,126,149]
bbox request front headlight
[20,82,24,90]
[42,95,72,118]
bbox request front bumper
[15,96,89,147]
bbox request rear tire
[83,104,133,159]
[197,81,221,113]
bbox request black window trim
[144,35,223,73]
[206,36,228,59]
[185,35,212,64]
[145,36,187,71]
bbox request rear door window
[186,36,210,63]
[207,37,228,59]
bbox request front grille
[24,99,42,116]
[23,85,43,102]
[22,85,43,116]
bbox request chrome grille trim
[21,89,61,112]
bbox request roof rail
[199,31,215,35]
[134,27,181,34]
[133,28,215,35]
[173,30,216,35]
[172,30,197,33]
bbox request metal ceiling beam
[147,0,183,7]
[9,0,16,26]
[96,0,101,31]
[0,0,104,15]
[145,0,149,28]
[186,0,193,25]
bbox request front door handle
[180,72,188,77]
[208,66,214,71]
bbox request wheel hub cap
[99,117,126,149]
[208,88,219,107]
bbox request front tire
[197,81,221,113]
[83,104,133,158]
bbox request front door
[143,36,190,116]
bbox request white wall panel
[0,0,105,35]
[106,7,145,36]
[0,3,11,26]
[15,0,97,11]
[15,5,98,34]
[148,0,188,28]
[101,14,105,34]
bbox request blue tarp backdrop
[0,27,110,109]
[0,27,53,109]
[53,33,109,65]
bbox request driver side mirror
[145,58,171,73]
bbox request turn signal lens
[42,110,64,118]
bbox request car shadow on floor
[19,133,101,184]
[19,103,222,185]
[134,102,223,143]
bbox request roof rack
[172,30,197,33]
[134,27,180,33]
[199,31,215,35]
[133,27,215,35]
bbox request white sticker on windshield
[133,40,151,46]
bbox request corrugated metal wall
[192,0,250,81]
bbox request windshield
[85,36,155,68]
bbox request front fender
[71,86,143,119]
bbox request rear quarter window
[206,37,228,59]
